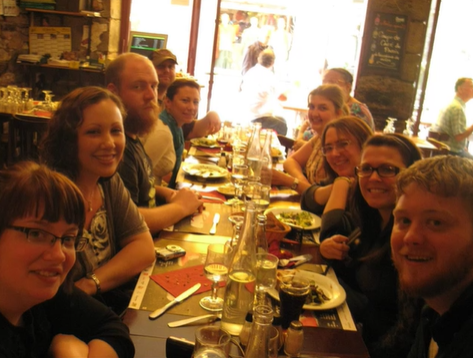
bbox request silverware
[209,213,220,235]
[149,283,201,320]
[201,195,225,203]
[167,313,222,328]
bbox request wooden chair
[277,134,295,157]
[426,137,451,155]
[8,114,49,164]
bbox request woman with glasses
[272,84,349,193]
[40,86,155,314]
[0,162,134,357]
[300,116,373,215]
[322,68,375,130]
[319,133,422,357]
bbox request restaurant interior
[1,0,473,357]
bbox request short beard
[124,103,160,136]
[398,246,473,299]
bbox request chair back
[8,114,49,164]
[277,134,295,157]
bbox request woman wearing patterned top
[272,84,349,193]
[40,86,155,314]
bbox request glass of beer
[279,276,310,329]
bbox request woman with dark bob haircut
[0,161,134,358]
[41,86,155,314]
[319,133,422,357]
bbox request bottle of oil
[220,201,257,336]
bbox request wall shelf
[25,8,101,18]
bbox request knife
[168,313,221,328]
[209,213,220,235]
[202,195,226,203]
[149,283,201,320]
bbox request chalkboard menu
[363,12,408,74]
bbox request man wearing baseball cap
[150,48,221,140]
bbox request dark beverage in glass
[279,278,310,329]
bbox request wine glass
[255,253,279,305]
[227,201,244,250]
[226,145,248,205]
[200,244,231,311]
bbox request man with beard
[150,49,221,140]
[391,155,473,358]
[106,53,202,235]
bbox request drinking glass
[255,253,278,305]
[227,201,244,249]
[200,244,231,311]
[279,276,310,329]
[193,326,231,358]
[226,145,248,205]
[268,326,281,358]
[243,181,271,213]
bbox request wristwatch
[290,178,299,190]
[87,273,101,295]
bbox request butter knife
[168,313,221,328]
[149,283,201,320]
[209,213,220,235]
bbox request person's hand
[320,235,350,260]
[204,111,222,135]
[292,139,307,151]
[169,188,203,215]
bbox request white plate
[267,270,346,311]
[182,163,228,179]
[264,207,321,230]
[190,138,220,148]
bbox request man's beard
[124,102,161,136]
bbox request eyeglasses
[8,226,88,252]
[321,140,352,156]
[355,164,400,178]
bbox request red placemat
[197,147,222,155]
[150,264,224,297]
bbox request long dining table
[121,142,370,358]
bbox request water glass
[255,253,278,305]
[193,326,231,358]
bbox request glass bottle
[221,201,257,336]
[238,311,253,348]
[260,129,273,187]
[284,320,304,357]
[245,305,274,358]
[255,214,268,254]
[246,124,262,182]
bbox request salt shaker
[284,320,304,357]
[217,152,227,168]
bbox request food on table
[193,138,218,147]
[277,211,314,228]
[306,282,331,305]
[271,147,282,157]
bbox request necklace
[86,185,97,213]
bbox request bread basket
[265,211,291,243]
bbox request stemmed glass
[200,244,232,311]
[226,145,248,206]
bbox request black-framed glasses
[8,226,88,252]
[355,164,400,178]
[322,140,352,156]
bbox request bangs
[0,163,85,233]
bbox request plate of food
[268,269,346,311]
[264,207,321,230]
[182,163,228,179]
[217,183,235,196]
[190,138,220,148]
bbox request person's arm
[185,111,222,139]
[283,138,314,186]
[75,230,155,295]
[300,183,332,216]
[47,288,135,358]
[138,188,203,234]
[454,123,473,142]
[323,177,355,214]
[271,169,310,194]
